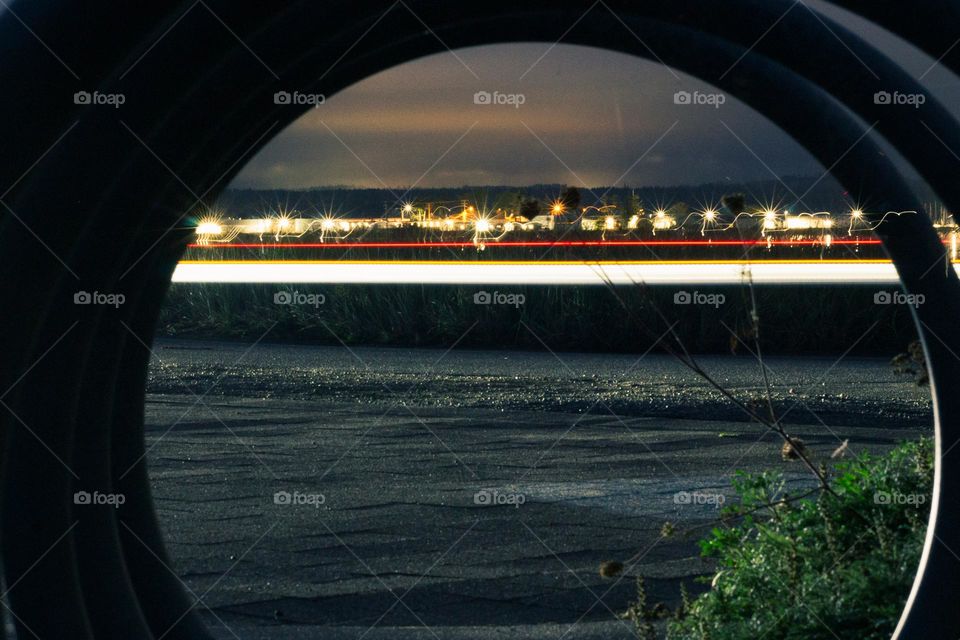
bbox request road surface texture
[144,340,931,639]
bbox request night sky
[232,2,960,190]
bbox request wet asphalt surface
[144,339,931,639]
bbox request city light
[763,210,778,231]
[195,221,223,235]
[784,215,833,230]
[475,217,492,233]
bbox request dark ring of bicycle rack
[1,1,959,638]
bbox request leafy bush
[668,438,932,639]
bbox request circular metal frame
[0,1,958,638]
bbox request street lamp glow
[762,210,778,231]
[851,209,864,219]
[703,209,717,222]
[475,217,492,233]
[403,203,414,214]
[551,202,564,215]
[196,221,223,235]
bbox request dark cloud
[231,4,959,190]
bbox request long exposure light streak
[187,238,883,249]
[170,259,943,285]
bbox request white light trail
[170,260,942,285]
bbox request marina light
[196,221,223,236]
[763,210,778,230]
[653,215,674,230]
[784,216,833,230]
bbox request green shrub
[667,438,932,639]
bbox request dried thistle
[830,439,849,459]
[781,437,809,461]
[600,560,624,578]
